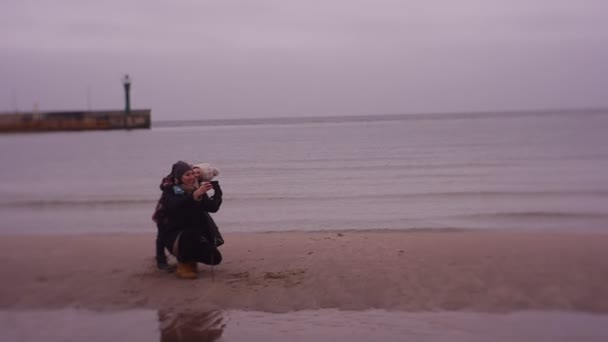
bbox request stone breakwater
[0,110,151,133]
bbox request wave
[1,189,607,209]
[227,190,608,202]
[0,198,156,209]
[2,189,608,209]
[459,211,608,220]
[240,161,514,171]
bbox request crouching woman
[162,161,224,279]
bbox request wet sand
[1,230,608,313]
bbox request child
[192,163,220,183]
[151,167,179,270]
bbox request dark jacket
[152,174,175,226]
[161,182,224,249]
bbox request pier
[0,110,151,133]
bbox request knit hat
[193,163,220,181]
[171,161,192,183]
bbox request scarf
[180,183,197,194]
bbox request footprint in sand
[226,272,252,286]
[263,272,288,280]
[226,269,307,288]
[263,269,306,287]
[228,271,250,279]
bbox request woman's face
[193,167,202,181]
[180,170,196,186]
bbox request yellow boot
[176,262,197,279]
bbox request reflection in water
[158,309,225,342]
[2,309,608,342]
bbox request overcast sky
[1,0,607,120]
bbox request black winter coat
[161,182,224,249]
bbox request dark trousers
[167,230,222,265]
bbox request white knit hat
[193,163,220,181]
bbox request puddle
[1,309,608,342]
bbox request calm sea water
[0,110,607,234]
[3,309,608,342]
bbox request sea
[1,109,607,235]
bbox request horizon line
[152,106,608,128]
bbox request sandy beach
[1,230,607,313]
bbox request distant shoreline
[152,107,608,128]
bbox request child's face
[193,167,202,181]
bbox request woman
[161,161,224,279]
